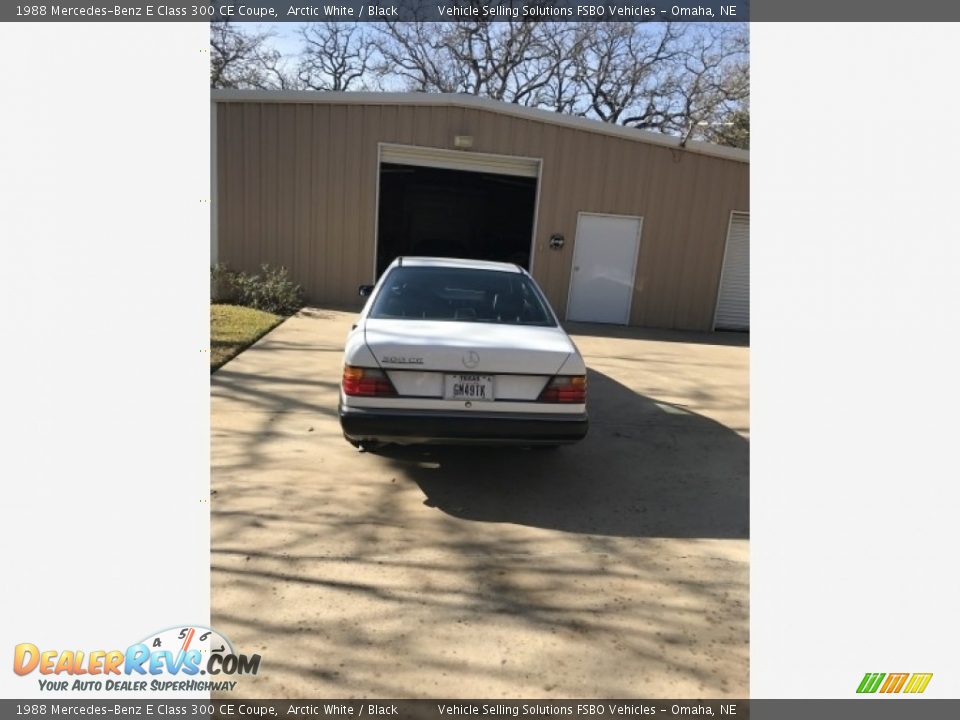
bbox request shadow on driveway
[211,311,749,697]
[564,321,750,348]
[375,369,749,540]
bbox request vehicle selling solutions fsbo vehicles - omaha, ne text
[338,257,589,448]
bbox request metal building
[212,90,749,331]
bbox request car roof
[390,257,524,273]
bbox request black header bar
[6,0,960,22]
[5,1,749,22]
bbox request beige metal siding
[215,100,748,331]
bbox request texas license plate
[445,374,494,401]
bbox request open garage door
[376,145,539,276]
[714,212,750,331]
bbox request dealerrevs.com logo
[857,672,933,694]
[13,625,260,693]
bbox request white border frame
[372,142,544,283]
[565,211,644,326]
[712,210,750,331]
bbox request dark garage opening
[376,163,537,276]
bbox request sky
[249,20,738,65]
[253,22,302,58]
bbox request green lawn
[210,304,283,371]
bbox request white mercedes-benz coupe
[338,257,588,448]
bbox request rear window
[368,267,556,326]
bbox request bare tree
[297,23,376,91]
[210,21,294,90]
[700,107,750,149]
[574,23,684,127]
[374,15,560,104]
[374,22,462,93]
[674,25,750,144]
[531,23,589,114]
[211,19,749,148]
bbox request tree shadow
[564,321,750,348]
[376,369,749,539]
[211,315,749,697]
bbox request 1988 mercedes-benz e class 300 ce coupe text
[339,257,588,449]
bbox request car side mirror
[358,284,374,298]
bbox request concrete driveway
[211,308,749,698]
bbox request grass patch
[211,304,284,371]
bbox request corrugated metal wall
[714,212,751,330]
[215,100,749,331]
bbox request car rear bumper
[339,406,588,445]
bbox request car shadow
[564,321,750,348]
[375,369,749,540]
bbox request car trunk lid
[363,319,572,375]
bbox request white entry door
[566,213,642,325]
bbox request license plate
[445,374,494,401]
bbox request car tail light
[538,375,587,403]
[342,366,397,397]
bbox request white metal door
[714,212,750,330]
[566,213,642,325]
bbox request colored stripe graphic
[903,673,933,694]
[880,673,909,693]
[857,673,885,693]
[858,672,933,694]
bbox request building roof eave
[210,89,749,164]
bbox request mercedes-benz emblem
[462,351,480,369]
